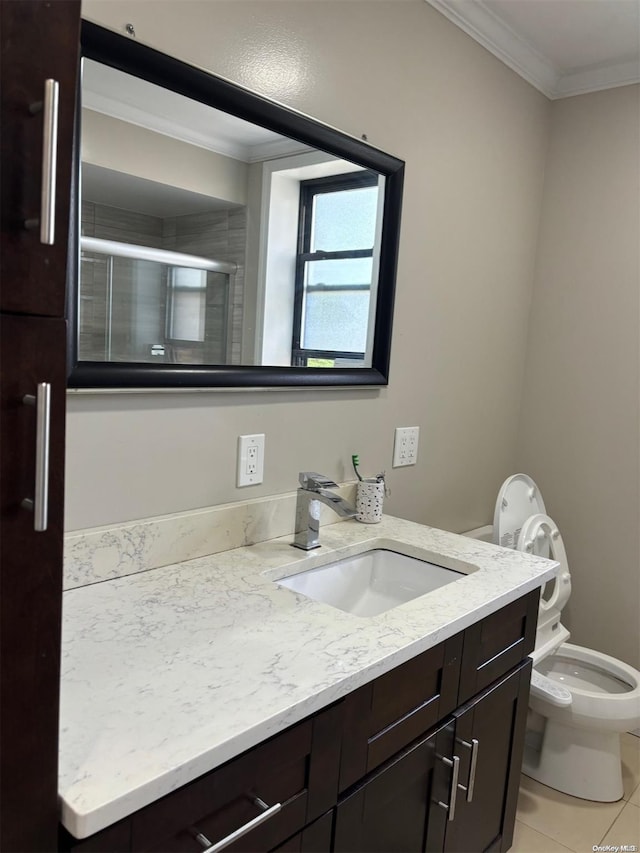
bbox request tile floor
[512,733,640,852]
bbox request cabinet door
[271,811,334,852]
[427,660,532,853]
[0,0,80,317]
[335,721,448,853]
[0,314,68,850]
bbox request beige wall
[68,2,549,535]
[516,85,640,668]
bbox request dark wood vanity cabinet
[61,589,539,853]
[333,662,532,853]
[426,660,532,853]
[1,2,80,849]
[335,591,537,853]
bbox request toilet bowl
[515,511,640,802]
[466,475,640,802]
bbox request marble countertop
[59,514,557,838]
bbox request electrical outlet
[237,434,265,486]
[392,426,420,467]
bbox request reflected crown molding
[82,71,309,162]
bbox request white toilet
[493,475,640,802]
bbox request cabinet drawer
[458,589,538,705]
[63,704,342,852]
[339,633,463,791]
[132,704,342,852]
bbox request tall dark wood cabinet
[1,1,80,848]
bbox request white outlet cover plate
[237,434,265,486]
[393,426,420,467]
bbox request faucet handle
[298,472,338,491]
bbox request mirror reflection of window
[293,172,379,367]
[257,156,384,369]
[168,268,207,343]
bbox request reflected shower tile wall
[81,201,95,237]
[78,253,109,360]
[204,271,229,364]
[227,209,247,365]
[93,204,164,248]
[79,203,98,357]
[162,217,176,246]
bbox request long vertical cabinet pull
[27,79,59,244]
[21,383,51,531]
[457,737,479,802]
[437,755,460,822]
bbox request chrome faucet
[292,471,357,550]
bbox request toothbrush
[352,454,363,481]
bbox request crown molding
[425,0,558,97]
[424,0,640,99]
[555,57,640,98]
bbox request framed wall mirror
[67,22,405,389]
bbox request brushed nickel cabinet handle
[191,797,282,853]
[26,79,59,244]
[21,383,51,531]
[457,737,479,802]
[437,754,460,822]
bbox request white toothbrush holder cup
[356,479,385,524]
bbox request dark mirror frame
[67,21,405,390]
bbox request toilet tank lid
[493,473,546,549]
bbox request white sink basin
[277,548,464,617]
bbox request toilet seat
[494,473,547,553]
[531,642,640,731]
[517,513,571,616]
[539,647,636,695]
